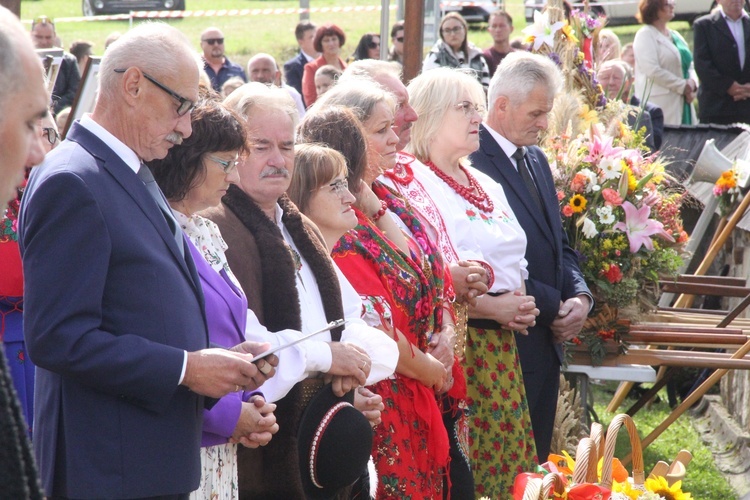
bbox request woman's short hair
[352,33,379,61]
[596,28,621,63]
[148,97,247,201]
[315,64,342,81]
[406,67,486,163]
[313,78,395,125]
[288,143,348,212]
[439,12,469,56]
[313,23,346,53]
[636,0,663,25]
[297,106,369,194]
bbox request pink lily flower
[585,133,623,164]
[613,201,675,253]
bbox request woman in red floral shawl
[299,98,454,498]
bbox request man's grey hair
[98,22,197,102]
[224,81,300,129]
[0,8,27,113]
[312,77,395,124]
[247,52,278,71]
[339,59,402,83]
[598,59,632,82]
[487,52,562,107]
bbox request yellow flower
[562,24,579,44]
[569,194,587,213]
[644,475,693,500]
[579,105,599,131]
[622,166,637,191]
[611,479,642,500]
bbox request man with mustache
[19,23,275,499]
[202,82,397,498]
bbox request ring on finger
[258,361,273,375]
[235,384,241,392]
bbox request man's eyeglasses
[207,154,240,174]
[114,68,195,116]
[395,36,404,43]
[41,127,59,146]
[455,101,485,117]
[203,38,224,45]
[442,26,464,35]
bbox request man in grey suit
[20,22,275,499]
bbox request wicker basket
[520,472,566,500]
[600,414,646,489]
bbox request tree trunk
[0,0,21,17]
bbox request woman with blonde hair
[393,67,539,497]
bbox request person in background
[19,23,274,498]
[104,31,121,50]
[597,59,663,151]
[302,23,347,107]
[596,28,622,65]
[69,40,92,75]
[30,16,80,115]
[283,20,318,105]
[389,20,404,64]
[247,52,306,117]
[200,26,247,93]
[314,64,341,98]
[149,96,279,499]
[423,12,491,89]
[0,8,48,497]
[352,32,380,61]
[54,106,71,136]
[693,0,750,125]
[621,42,635,68]
[1,113,59,443]
[221,75,244,98]
[483,10,515,77]
[632,0,698,125]
[469,52,592,471]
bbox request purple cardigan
[187,238,249,447]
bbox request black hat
[297,384,373,499]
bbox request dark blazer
[283,51,308,106]
[631,96,665,151]
[52,52,80,115]
[469,124,590,458]
[694,10,750,124]
[19,122,208,498]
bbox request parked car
[524,0,713,26]
[82,0,185,17]
[441,0,499,23]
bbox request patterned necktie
[137,165,184,257]
[512,147,543,212]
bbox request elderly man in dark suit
[694,0,750,125]
[19,22,274,499]
[283,21,318,107]
[469,52,592,460]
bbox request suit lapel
[66,123,201,294]
[478,125,555,247]
[526,147,563,256]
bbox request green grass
[591,381,737,499]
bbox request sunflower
[569,194,587,213]
[644,476,693,500]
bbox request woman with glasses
[422,12,491,90]
[0,113,59,440]
[148,96,278,499]
[351,33,380,62]
[389,67,539,497]
[301,23,347,107]
[302,87,457,497]
[632,0,697,125]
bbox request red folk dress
[332,204,449,499]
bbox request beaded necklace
[424,160,494,213]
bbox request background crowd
[1,0,750,498]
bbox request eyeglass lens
[203,38,224,45]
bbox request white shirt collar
[720,5,749,21]
[79,114,142,174]
[483,122,523,168]
[301,50,316,62]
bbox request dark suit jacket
[19,122,208,498]
[630,96,664,151]
[52,52,80,115]
[283,51,308,106]
[469,125,590,370]
[694,10,750,124]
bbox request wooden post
[299,0,310,21]
[402,0,424,84]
